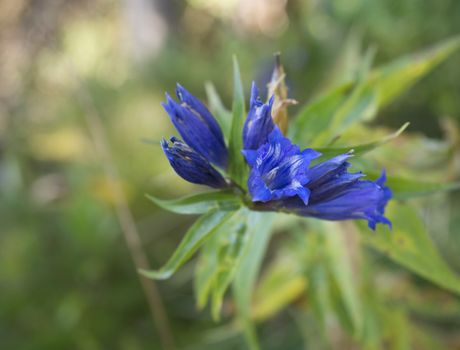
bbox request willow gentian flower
[242,82,276,150]
[162,84,228,168]
[245,128,392,229]
[161,137,227,188]
[159,79,391,229]
[161,84,228,188]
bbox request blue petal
[162,85,228,168]
[309,172,365,203]
[246,128,321,204]
[308,152,354,188]
[242,82,276,150]
[241,149,258,167]
[175,84,224,142]
[161,137,227,188]
[272,168,392,230]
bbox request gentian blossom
[242,83,392,229]
[160,80,391,229]
[161,84,228,188]
[162,84,228,168]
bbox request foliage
[145,37,460,349]
[2,1,460,349]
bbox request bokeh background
[1,0,460,349]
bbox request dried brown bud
[267,53,297,134]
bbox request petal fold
[162,85,228,168]
[161,137,227,188]
[245,128,321,204]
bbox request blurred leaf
[194,208,249,320]
[146,190,241,215]
[140,210,236,280]
[290,84,351,145]
[365,172,460,200]
[358,202,460,296]
[292,36,460,146]
[323,223,363,337]
[205,82,232,140]
[410,323,446,350]
[360,289,384,349]
[327,28,365,86]
[307,261,331,335]
[228,56,247,188]
[252,254,306,322]
[233,212,275,350]
[382,310,411,350]
[313,47,377,146]
[314,122,409,162]
[371,35,460,107]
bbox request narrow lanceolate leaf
[233,212,275,350]
[292,36,460,146]
[358,202,460,296]
[365,172,460,200]
[251,253,307,322]
[146,190,241,215]
[312,48,377,146]
[228,56,247,188]
[313,123,409,162]
[370,35,460,107]
[290,84,351,145]
[140,210,236,280]
[323,223,363,337]
[210,213,248,320]
[205,82,232,140]
[194,208,249,320]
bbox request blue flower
[242,82,275,150]
[161,137,227,188]
[243,128,321,204]
[162,84,228,168]
[246,131,392,229]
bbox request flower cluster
[161,82,391,229]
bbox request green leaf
[307,260,332,334]
[292,36,460,146]
[312,48,377,146]
[365,172,460,200]
[370,36,460,107]
[140,210,236,280]
[146,190,241,215]
[205,82,232,140]
[290,84,351,145]
[358,202,460,296]
[313,122,409,161]
[252,252,306,322]
[323,223,363,337]
[194,208,249,320]
[381,310,411,350]
[228,56,247,188]
[233,212,275,350]
[312,87,378,147]
[210,222,247,320]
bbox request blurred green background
[1,0,460,349]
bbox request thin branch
[68,63,175,350]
